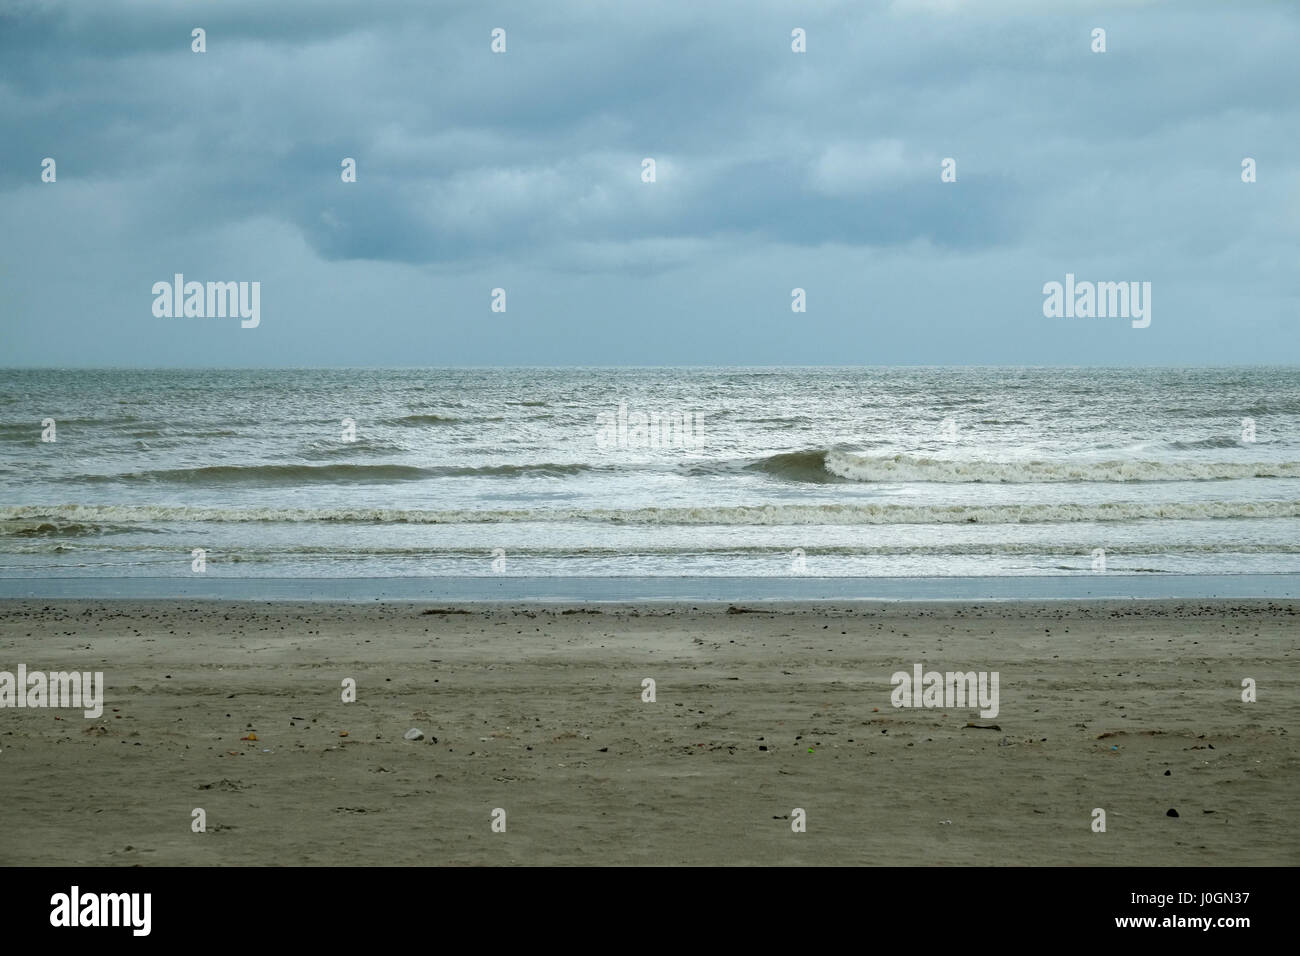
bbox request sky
[0,0,1297,367]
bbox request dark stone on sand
[1166,808,1179,817]
[1164,769,1171,775]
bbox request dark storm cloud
[1,0,1297,365]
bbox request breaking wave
[737,449,1300,484]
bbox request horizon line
[4,362,1299,372]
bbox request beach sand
[1,599,1296,866]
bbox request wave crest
[741,449,1300,484]
[74,461,600,485]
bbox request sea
[1,367,1298,594]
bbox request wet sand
[1,599,1296,865]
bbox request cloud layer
[1,0,1296,365]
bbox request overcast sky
[1,0,1296,367]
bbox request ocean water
[1,367,1297,580]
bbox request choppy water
[1,367,1297,578]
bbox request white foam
[5,499,1300,528]
[822,450,1300,484]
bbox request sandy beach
[1,599,1296,866]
